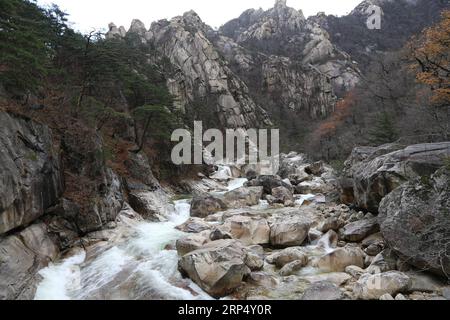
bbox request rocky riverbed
[32,151,450,300]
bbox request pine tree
[368,112,399,145]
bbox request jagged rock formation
[220,0,360,96]
[310,0,450,68]
[105,0,364,131]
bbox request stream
[34,166,248,300]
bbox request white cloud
[37,0,362,33]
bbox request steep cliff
[220,0,360,96]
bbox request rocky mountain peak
[275,0,287,9]
[129,19,147,35]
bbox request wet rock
[190,195,227,218]
[178,240,251,297]
[302,281,343,300]
[210,228,233,241]
[269,216,311,247]
[267,247,308,268]
[318,217,345,233]
[366,249,398,274]
[345,265,366,279]
[245,175,293,194]
[128,190,170,221]
[0,223,59,300]
[223,186,263,208]
[354,271,411,300]
[244,252,265,271]
[279,260,308,276]
[302,273,352,287]
[247,272,278,288]
[316,230,339,250]
[379,167,450,278]
[340,218,379,242]
[176,233,209,256]
[221,215,270,245]
[176,218,211,233]
[316,245,365,272]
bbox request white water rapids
[34,167,247,301]
[34,200,212,300]
[34,166,332,300]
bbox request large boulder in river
[0,223,59,300]
[341,142,450,213]
[378,168,450,279]
[354,271,411,300]
[178,240,251,297]
[0,111,64,235]
[190,195,227,218]
[221,215,270,245]
[269,216,312,247]
[223,186,263,208]
[316,245,365,272]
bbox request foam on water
[34,199,210,300]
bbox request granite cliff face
[220,0,360,97]
[105,0,363,129]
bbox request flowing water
[34,165,248,301]
[34,166,332,300]
[34,199,212,300]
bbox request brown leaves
[410,10,450,106]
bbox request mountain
[309,0,450,68]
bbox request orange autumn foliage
[313,91,356,139]
[410,10,450,106]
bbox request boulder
[245,175,293,194]
[366,249,398,274]
[223,186,263,208]
[279,260,308,276]
[379,168,450,278]
[318,217,345,233]
[221,215,270,245]
[302,281,343,300]
[176,233,209,256]
[176,218,211,233]
[340,218,380,242]
[341,142,450,213]
[269,216,312,247]
[178,240,251,297]
[190,195,227,218]
[271,186,294,206]
[0,223,59,300]
[354,271,411,300]
[244,252,265,271]
[345,265,366,279]
[128,190,171,221]
[316,245,365,272]
[266,247,308,268]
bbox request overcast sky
[36,0,362,33]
